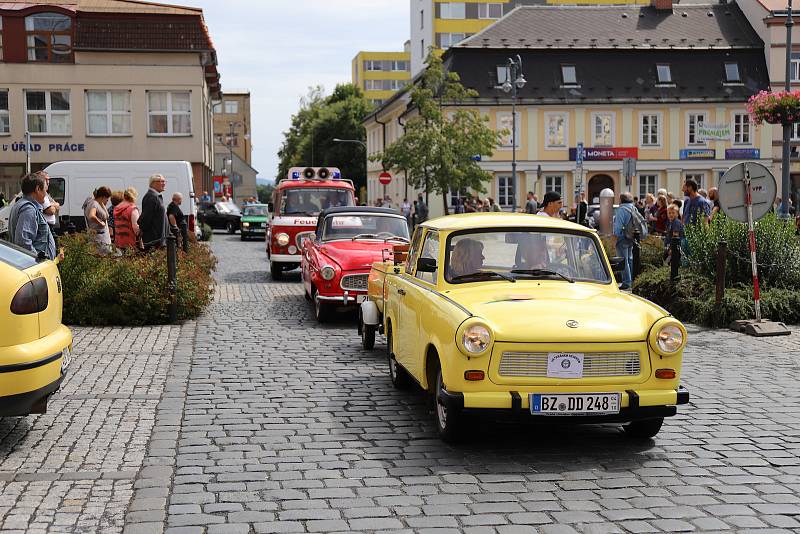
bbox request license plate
[530,393,620,416]
[356,294,367,303]
[61,345,72,374]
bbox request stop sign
[379,171,392,186]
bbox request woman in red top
[114,187,141,250]
[653,195,669,235]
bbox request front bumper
[439,385,690,423]
[316,291,367,306]
[269,253,301,263]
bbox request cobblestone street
[2,234,800,533]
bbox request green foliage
[373,51,505,215]
[200,223,213,242]
[277,84,373,191]
[256,183,274,204]
[58,233,216,326]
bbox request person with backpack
[613,191,648,290]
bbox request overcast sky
[188,0,409,183]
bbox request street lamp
[781,1,794,219]
[225,121,246,199]
[497,55,526,212]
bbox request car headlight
[656,325,683,353]
[320,265,336,280]
[276,233,290,246]
[242,222,250,227]
[462,325,491,354]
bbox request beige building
[213,89,252,165]
[0,0,221,198]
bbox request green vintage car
[240,204,270,241]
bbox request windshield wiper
[510,268,575,283]
[351,233,378,241]
[451,270,516,283]
[383,235,410,243]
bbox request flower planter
[747,90,800,126]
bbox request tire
[240,233,247,241]
[270,261,283,280]
[226,221,236,234]
[313,290,332,323]
[623,417,664,439]
[386,327,411,389]
[434,367,463,443]
[361,313,376,350]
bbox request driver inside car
[449,238,484,278]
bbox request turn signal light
[464,370,485,381]
[655,368,676,379]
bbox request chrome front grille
[499,351,641,378]
[341,274,369,291]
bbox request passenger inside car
[515,235,549,270]
[449,238,484,278]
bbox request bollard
[632,229,641,281]
[715,239,727,306]
[180,221,189,252]
[167,234,178,323]
[670,235,680,282]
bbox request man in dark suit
[139,174,168,250]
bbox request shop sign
[725,148,761,160]
[680,148,716,160]
[697,123,731,141]
[2,141,87,153]
[568,147,637,161]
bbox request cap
[542,191,562,207]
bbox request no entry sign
[379,171,392,186]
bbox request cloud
[190,0,409,180]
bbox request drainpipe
[375,116,388,201]
[398,116,408,199]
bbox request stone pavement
[2,232,800,533]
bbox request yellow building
[351,48,411,107]
[370,3,772,217]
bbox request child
[663,204,685,265]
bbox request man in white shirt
[537,191,562,217]
[36,170,60,233]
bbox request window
[439,32,465,49]
[0,90,8,135]
[212,101,222,114]
[733,113,751,144]
[498,176,515,207]
[420,10,424,29]
[449,187,468,208]
[148,91,191,136]
[656,64,672,84]
[406,227,424,275]
[545,112,567,148]
[369,99,384,107]
[364,60,383,71]
[479,3,503,19]
[687,112,707,145]
[224,101,238,114]
[416,231,439,284]
[25,90,70,135]
[545,175,563,198]
[724,62,741,83]
[421,39,425,58]
[685,173,704,189]
[640,113,660,146]
[592,113,614,147]
[792,122,800,141]
[638,174,658,198]
[792,53,800,82]
[25,13,72,63]
[440,2,466,19]
[497,112,520,148]
[86,91,131,135]
[561,65,577,86]
[391,60,408,71]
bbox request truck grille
[498,351,641,378]
[341,274,368,292]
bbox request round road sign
[379,171,392,186]
[718,162,777,223]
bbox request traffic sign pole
[743,164,761,322]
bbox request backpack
[622,204,648,240]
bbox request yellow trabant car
[381,213,688,441]
[0,240,72,416]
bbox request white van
[0,161,198,237]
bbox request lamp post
[781,1,794,219]
[498,55,526,212]
[225,121,245,200]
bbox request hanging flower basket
[747,90,800,126]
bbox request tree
[373,51,505,215]
[256,183,274,204]
[277,84,373,194]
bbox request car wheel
[435,367,463,443]
[360,312,376,350]
[226,221,236,234]
[313,290,331,323]
[240,233,247,241]
[623,417,664,439]
[386,327,411,389]
[270,261,283,281]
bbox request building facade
[0,0,221,199]
[370,2,771,217]
[351,48,411,107]
[409,0,650,76]
[211,89,257,204]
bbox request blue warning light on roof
[332,171,341,179]
[291,171,301,179]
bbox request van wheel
[270,261,283,280]
[623,418,664,439]
[360,312,376,350]
[226,221,236,234]
[435,367,463,443]
[386,328,411,389]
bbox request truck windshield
[446,230,610,284]
[281,188,354,215]
[322,214,409,242]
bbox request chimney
[653,0,673,10]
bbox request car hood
[443,282,667,343]
[241,215,267,223]
[318,240,394,270]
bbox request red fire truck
[267,167,356,279]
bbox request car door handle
[397,288,406,296]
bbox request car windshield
[322,214,410,242]
[446,229,610,284]
[243,205,268,217]
[281,188,354,215]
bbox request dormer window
[656,64,672,84]
[561,65,577,86]
[725,62,741,83]
[25,12,73,63]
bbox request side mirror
[610,257,625,277]
[416,257,437,273]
